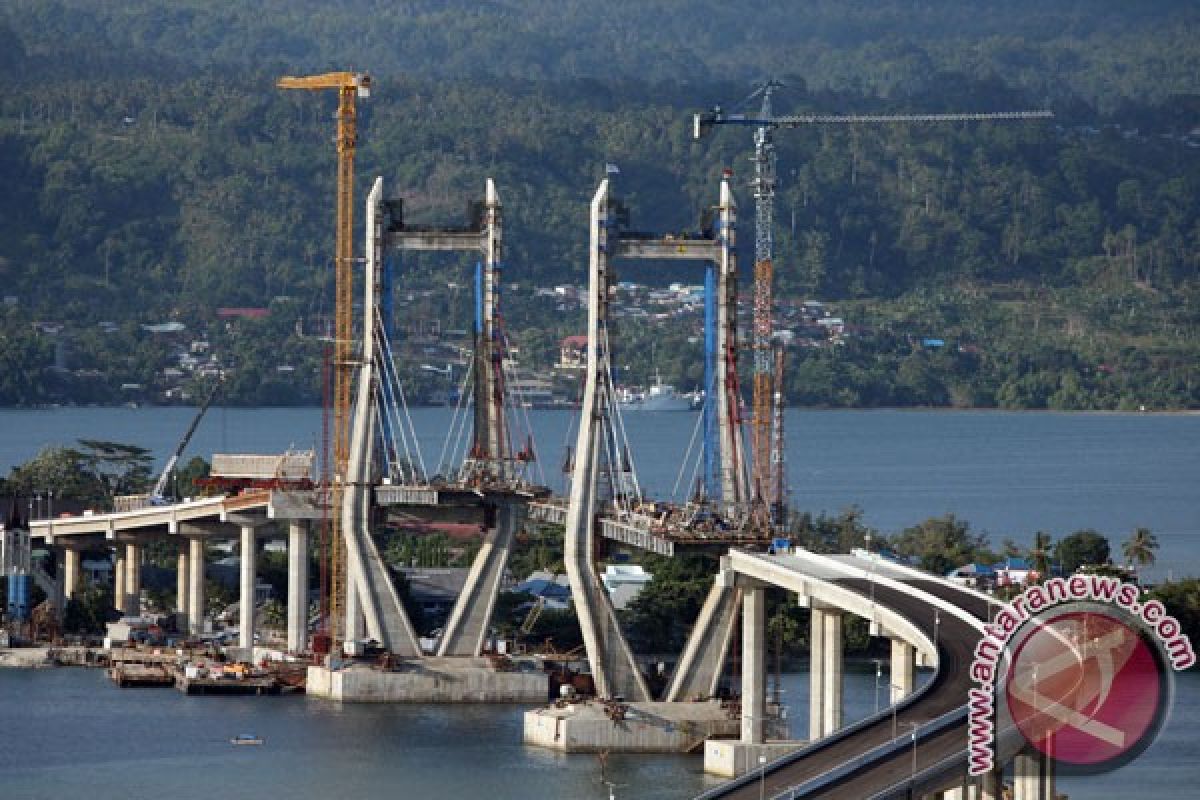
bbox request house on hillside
[558,335,589,370]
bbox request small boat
[230,733,264,746]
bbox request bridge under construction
[16,146,1058,800]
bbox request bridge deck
[700,563,989,800]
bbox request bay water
[2,407,1196,579]
[0,407,1197,798]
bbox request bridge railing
[848,548,1000,612]
[784,707,968,800]
[692,656,950,800]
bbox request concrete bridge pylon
[340,176,423,656]
[565,174,742,701]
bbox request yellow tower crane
[277,70,371,641]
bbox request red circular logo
[1004,609,1166,771]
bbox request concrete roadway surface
[701,577,988,800]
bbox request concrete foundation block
[703,739,809,778]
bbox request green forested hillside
[0,1,1197,407]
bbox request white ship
[616,374,696,412]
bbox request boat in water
[231,733,264,746]
[616,374,696,412]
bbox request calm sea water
[0,662,1194,799]
[1,407,1198,799]
[2,407,1197,579]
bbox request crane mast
[750,81,781,527]
[277,71,371,642]
[694,85,1051,531]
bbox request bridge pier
[112,548,125,615]
[891,638,915,702]
[740,585,766,744]
[822,610,844,736]
[287,521,309,653]
[187,536,205,635]
[176,540,188,615]
[809,605,824,739]
[807,604,844,740]
[238,525,257,649]
[123,543,141,616]
[62,547,80,601]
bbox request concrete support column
[239,526,256,650]
[891,639,915,703]
[740,586,766,744]
[124,543,141,616]
[176,541,189,614]
[187,537,205,634]
[980,765,1005,800]
[113,549,126,614]
[287,522,308,653]
[822,611,844,735]
[809,607,826,741]
[63,548,80,601]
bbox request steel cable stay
[672,402,706,502]
[448,368,475,483]
[600,324,643,513]
[499,341,542,486]
[437,358,474,479]
[374,309,427,483]
[372,320,410,481]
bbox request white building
[601,564,654,610]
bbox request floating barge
[109,663,174,688]
[176,673,280,695]
[176,663,280,695]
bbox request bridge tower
[565,173,742,700]
[339,176,423,655]
[359,177,537,658]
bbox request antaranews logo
[967,574,1195,776]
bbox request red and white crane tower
[693,84,1051,528]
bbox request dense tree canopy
[1,2,1198,409]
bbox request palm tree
[1030,531,1053,580]
[1122,527,1159,572]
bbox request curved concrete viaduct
[699,549,1049,800]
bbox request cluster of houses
[944,557,1046,589]
[402,563,654,629]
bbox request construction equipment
[150,378,222,504]
[277,70,372,640]
[693,81,1051,528]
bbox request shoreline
[2,404,1198,415]
[0,647,54,669]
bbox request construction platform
[306,657,549,703]
[523,700,740,753]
